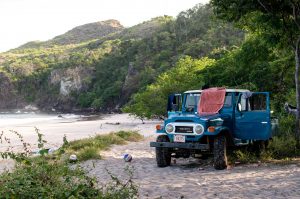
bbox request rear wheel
[155,135,171,167]
[213,135,228,170]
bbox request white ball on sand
[69,154,77,162]
[123,153,132,162]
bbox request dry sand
[1,113,300,198]
[0,113,158,173]
[0,113,159,151]
[81,137,300,199]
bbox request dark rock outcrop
[0,72,24,109]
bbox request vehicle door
[167,93,182,112]
[234,92,271,140]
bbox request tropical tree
[211,0,300,147]
[123,56,215,119]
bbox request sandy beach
[0,113,159,173]
[1,113,300,198]
[0,113,159,151]
[81,137,300,199]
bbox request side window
[249,94,267,111]
[238,92,267,112]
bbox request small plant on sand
[103,166,139,199]
[66,130,143,161]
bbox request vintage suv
[150,88,272,170]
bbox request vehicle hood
[167,112,226,123]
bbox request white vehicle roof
[184,89,250,94]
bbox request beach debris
[105,122,120,125]
[69,154,77,162]
[48,147,58,154]
[123,153,132,162]
[31,148,50,156]
[31,149,41,156]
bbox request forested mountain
[18,20,124,49]
[0,4,243,112]
[125,2,296,122]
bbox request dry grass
[66,131,143,161]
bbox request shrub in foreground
[0,130,140,199]
[0,157,138,199]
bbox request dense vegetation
[0,2,298,154]
[125,2,300,156]
[210,0,300,148]
[0,4,243,111]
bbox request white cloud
[0,0,209,52]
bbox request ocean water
[0,110,104,151]
[0,110,81,128]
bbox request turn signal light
[156,125,162,130]
[208,126,215,133]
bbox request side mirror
[238,103,242,112]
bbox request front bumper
[150,142,209,150]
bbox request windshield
[184,93,201,112]
[184,92,233,112]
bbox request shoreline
[0,113,160,152]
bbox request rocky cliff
[0,72,25,109]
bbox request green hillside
[0,1,298,151]
[0,4,243,112]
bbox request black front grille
[175,126,193,133]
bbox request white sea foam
[0,112,81,127]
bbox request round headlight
[165,123,174,133]
[194,124,204,134]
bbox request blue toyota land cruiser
[150,88,272,170]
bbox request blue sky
[0,0,209,52]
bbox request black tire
[155,135,171,167]
[213,135,228,170]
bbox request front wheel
[213,135,228,170]
[155,135,171,167]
